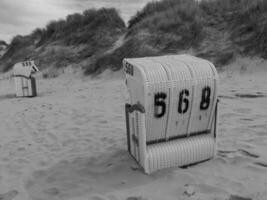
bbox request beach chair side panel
[125,58,170,143]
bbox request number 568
[154,86,211,118]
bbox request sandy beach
[0,58,266,200]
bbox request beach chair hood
[13,61,39,78]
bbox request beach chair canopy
[13,60,39,78]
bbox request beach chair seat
[124,55,219,174]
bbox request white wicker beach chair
[124,55,219,174]
[13,61,39,97]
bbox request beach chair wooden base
[14,76,37,97]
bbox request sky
[0,0,152,43]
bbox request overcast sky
[0,0,151,43]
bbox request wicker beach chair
[124,55,219,174]
[13,61,39,97]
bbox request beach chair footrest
[146,134,215,173]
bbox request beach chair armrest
[125,103,147,166]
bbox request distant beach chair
[13,60,39,97]
[124,55,219,174]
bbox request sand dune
[0,60,266,200]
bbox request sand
[0,58,266,200]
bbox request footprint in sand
[255,132,267,137]
[253,162,267,168]
[248,124,267,130]
[183,185,196,197]
[221,113,241,119]
[228,194,252,200]
[217,150,236,156]
[218,95,236,99]
[32,170,47,179]
[238,149,260,158]
[127,197,147,200]
[234,93,265,98]
[43,187,60,196]
[90,195,109,200]
[0,190,18,200]
[217,149,260,160]
[99,120,108,124]
[234,108,251,114]
[240,118,253,122]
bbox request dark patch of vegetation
[92,0,267,73]
[118,0,266,70]
[0,8,125,73]
[0,0,267,75]
[85,0,204,74]
[0,40,8,46]
[128,0,203,51]
[85,36,158,74]
[37,8,125,47]
[1,35,34,72]
[230,0,267,58]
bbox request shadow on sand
[0,94,16,101]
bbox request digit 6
[178,89,189,114]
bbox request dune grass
[91,0,267,72]
[0,0,266,75]
[0,8,126,73]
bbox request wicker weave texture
[146,134,215,173]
